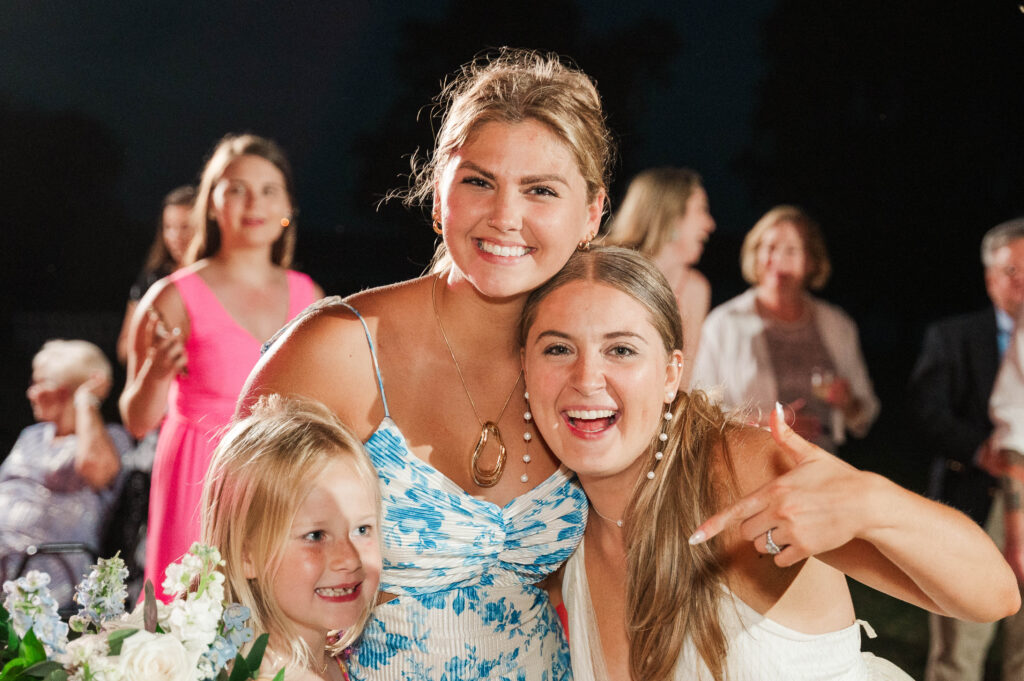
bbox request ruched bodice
[370,417,586,596]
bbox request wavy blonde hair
[201,395,381,674]
[400,47,614,273]
[519,246,738,680]
[604,167,704,257]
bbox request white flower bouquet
[0,542,280,681]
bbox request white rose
[117,631,197,681]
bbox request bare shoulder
[686,268,711,297]
[717,426,792,499]
[136,273,188,332]
[714,426,807,609]
[239,277,428,438]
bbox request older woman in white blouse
[692,205,878,452]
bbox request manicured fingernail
[774,401,785,422]
[688,529,706,545]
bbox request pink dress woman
[144,268,317,598]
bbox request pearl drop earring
[647,403,673,479]
[521,391,533,483]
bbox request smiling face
[664,186,716,266]
[754,220,808,294]
[522,280,683,485]
[209,154,292,252]
[270,458,382,653]
[435,119,604,300]
[161,203,195,266]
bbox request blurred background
[2,2,1023,673]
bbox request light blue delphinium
[198,602,255,680]
[2,570,69,654]
[70,553,129,634]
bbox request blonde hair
[740,205,831,290]
[401,47,614,272]
[186,134,297,267]
[519,246,737,681]
[33,339,112,391]
[201,395,381,673]
[605,168,704,256]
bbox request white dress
[562,540,913,680]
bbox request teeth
[566,409,615,420]
[316,586,356,597]
[478,240,530,257]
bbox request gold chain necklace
[431,273,522,487]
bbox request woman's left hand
[825,376,852,409]
[74,373,110,410]
[688,402,874,567]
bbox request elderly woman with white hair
[0,339,132,608]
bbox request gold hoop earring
[432,209,443,235]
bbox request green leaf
[22,660,63,679]
[271,669,285,681]
[143,581,158,633]
[226,652,252,681]
[105,629,138,656]
[39,669,66,681]
[17,631,43,666]
[245,633,268,671]
[0,657,28,681]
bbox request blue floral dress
[339,302,587,681]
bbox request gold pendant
[471,421,507,487]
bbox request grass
[841,429,1008,680]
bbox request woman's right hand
[142,309,188,378]
[780,398,822,442]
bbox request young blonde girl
[202,396,382,681]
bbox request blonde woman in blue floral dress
[239,49,613,679]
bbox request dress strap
[337,302,391,418]
[856,618,878,639]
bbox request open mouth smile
[564,408,619,434]
[476,239,533,258]
[315,583,362,602]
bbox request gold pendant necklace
[432,273,522,487]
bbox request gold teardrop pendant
[471,421,507,487]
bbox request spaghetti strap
[338,302,391,418]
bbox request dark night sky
[0,1,772,276]
[3,1,1024,479]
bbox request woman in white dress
[518,246,1019,681]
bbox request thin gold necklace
[590,503,623,528]
[431,273,522,487]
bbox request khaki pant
[926,493,1024,681]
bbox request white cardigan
[691,288,879,444]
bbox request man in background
[909,218,1024,681]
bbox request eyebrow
[460,161,569,187]
[534,329,649,343]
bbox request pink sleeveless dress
[144,268,317,599]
